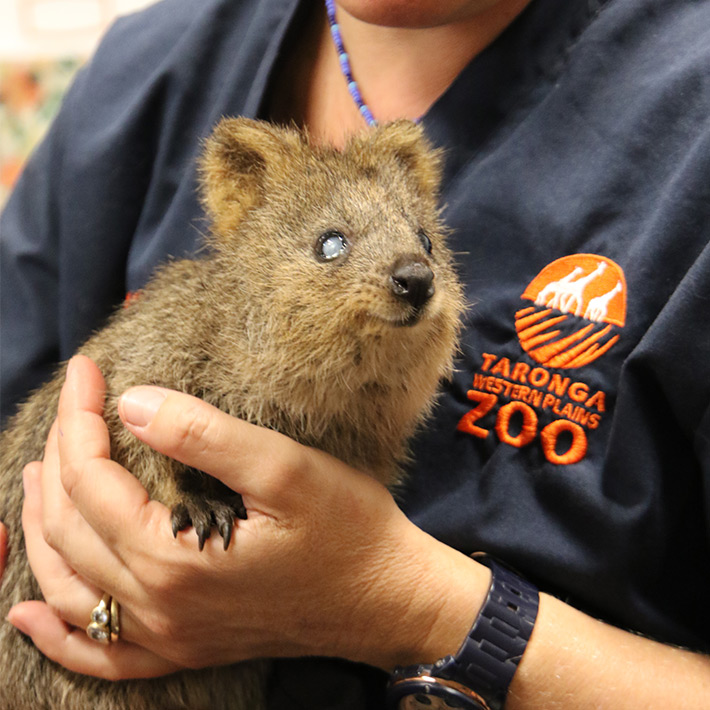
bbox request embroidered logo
[517,254,626,368]
[457,254,627,465]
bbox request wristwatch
[386,554,539,710]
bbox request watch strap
[387,554,539,710]
[434,555,539,709]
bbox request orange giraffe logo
[517,254,626,369]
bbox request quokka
[0,118,464,709]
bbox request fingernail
[6,609,28,635]
[22,463,39,497]
[119,387,168,428]
[64,355,78,387]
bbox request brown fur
[0,118,464,709]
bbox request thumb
[117,387,310,503]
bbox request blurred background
[0,0,157,207]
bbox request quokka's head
[199,118,464,376]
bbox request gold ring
[110,596,120,643]
[86,593,112,644]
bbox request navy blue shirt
[2,0,710,705]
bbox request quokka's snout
[389,254,436,313]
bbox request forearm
[374,533,710,709]
[509,593,710,709]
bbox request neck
[297,0,532,146]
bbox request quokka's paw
[170,493,247,551]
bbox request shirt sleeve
[0,0,213,425]
[0,90,68,424]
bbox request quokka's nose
[390,257,435,310]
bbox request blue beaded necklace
[325,0,378,126]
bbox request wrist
[351,522,491,671]
[403,545,492,669]
[387,555,539,710]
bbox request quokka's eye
[418,229,433,254]
[315,231,349,262]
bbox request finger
[22,460,103,629]
[53,356,169,569]
[116,386,310,503]
[56,356,152,529]
[41,419,78,522]
[39,418,107,555]
[57,354,110,462]
[37,412,126,583]
[7,601,181,680]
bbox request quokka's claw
[171,503,190,538]
[169,496,244,550]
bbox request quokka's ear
[199,118,304,237]
[350,120,444,199]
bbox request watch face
[397,693,470,709]
[390,680,488,710]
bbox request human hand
[9,355,487,680]
[12,455,182,679]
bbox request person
[1,0,710,707]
